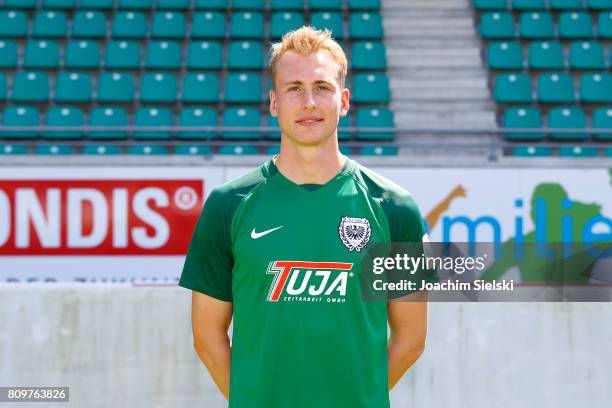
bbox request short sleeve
[179,189,234,302]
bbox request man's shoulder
[210,161,270,202]
[352,160,413,202]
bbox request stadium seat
[592,107,612,140]
[355,107,394,140]
[0,144,27,155]
[97,72,135,102]
[157,0,189,9]
[230,12,265,38]
[145,41,182,69]
[89,107,129,139]
[127,145,168,155]
[537,72,574,103]
[480,12,515,39]
[559,146,598,157]
[353,73,390,103]
[487,42,523,70]
[309,0,343,10]
[112,12,147,38]
[181,72,220,103]
[349,13,384,39]
[473,0,507,9]
[12,72,49,102]
[519,12,554,39]
[44,107,84,139]
[559,12,594,39]
[588,0,612,9]
[187,41,223,69]
[3,0,37,7]
[266,145,280,155]
[23,40,60,69]
[503,107,543,140]
[495,73,532,103]
[527,41,564,70]
[0,11,28,37]
[359,146,398,156]
[178,107,217,139]
[228,41,264,69]
[80,0,114,8]
[338,114,351,140]
[0,73,5,100]
[55,72,92,102]
[511,0,546,9]
[105,41,141,69]
[118,0,152,9]
[232,0,265,10]
[224,73,262,103]
[174,145,213,155]
[140,72,178,103]
[35,144,75,155]
[579,72,612,103]
[2,106,39,138]
[65,40,100,69]
[191,12,226,38]
[195,0,227,9]
[270,12,306,39]
[0,40,17,68]
[152,11,186,38]
[569,41,605,69]
[222,107,260,139]
[271,0,303,10]
[82,144,121,155]
[72,11,106,38]
[550,0,584,10]
[512,146,551,156]
[598,12,612,39]
[548,107,587,140]
[352,41,387,70]
[311,12,344,40]
[134,107,173,139]
[219,144,259,155]
[32,11,67,37]
[266,115,280,139]
[349,0,381,10]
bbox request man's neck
[274,140,347,185]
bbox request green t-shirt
[180,157,426,408]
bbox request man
[179,26,428,407]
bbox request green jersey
[180,157,426,408]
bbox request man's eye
[288,86,301,92]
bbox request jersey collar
[263,155,356,192]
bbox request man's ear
[269,89,278,117]
[340,88,350,117]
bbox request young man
[179,26,428,407]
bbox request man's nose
[302,89,316,110]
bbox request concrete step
[394,111,497,129]
[383,0,474,10]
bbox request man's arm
[191,290,233,400]
[387,290,428,390]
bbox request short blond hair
[269,26,348,89]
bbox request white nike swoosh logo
[251,226,283,239]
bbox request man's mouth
[296,117,324,126]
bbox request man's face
[269,50,350,147]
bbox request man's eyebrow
[281,80,335,87]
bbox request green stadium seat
[309,0,342,10]
[512,146,551,156]
[511,0,546,10]
[338,114,351,140]
[80,0,114,8]
[23,40,60,69]
[145,41,182,69]
[480,12,515,39]
[152,11,186,38]
[191,12,226,38]
[548,107,587,140]
[228,41,263,69]
[473,0,507,10]
[105,41,141,69]
[178,107,217,139]
[2,106,39,138]
[12,72,49,102]
[359,146,398,156]
[0,144,27,155]
[588,0,612,9]
[118,0,152,9]
[219,144,259,155]
[349,12,383,39]
[349,0,381,9]
[559,146,598,157]
[232,0,265,10]
[82,144,121,155]
[3,0,37,7]
[222,107,260,139]
[487,42,523,69]
[0,11,28,37]
[35,144,75,155]
[44,107,84,139]
[230,12,265,38]
[271,12,306,39]
[597,12,612,39]
[134,107,173,139]
[352,41,387,69]
[271,0,303,10]
[607,147,612,157]
[355,107,394,140]
[97,72,135,102]
[559,12,594,38]
[495,73,532,103]
[195,0,227,9]
[175,145,213,155]
[311,12,344,40]
[65,40,100,69]
[266,115,280,139]
[0,40,17,68]
[527,41,564,69]
[181,73,220,103]
[266,145,280,155]
[592,107,612,140]
[353,73,390,103]
[569,41,605,69]
[127,145,168,155]
[0,73,5,100]
[550,0,584,10]
[55,72,93,102]
[225,73,262,103]
[519,12,554,39]
[89,106,129,139]
[580,72,612,102]
[140,72,178,103]
[339,145,352,155]
[187,41,223,69]
[72,11,106,38]
[503,107,543,140]
[157,0,189,8]
[32,11,67,37]
[537,72,574,103]
[112,12,147,38]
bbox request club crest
[338,216,371,252]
